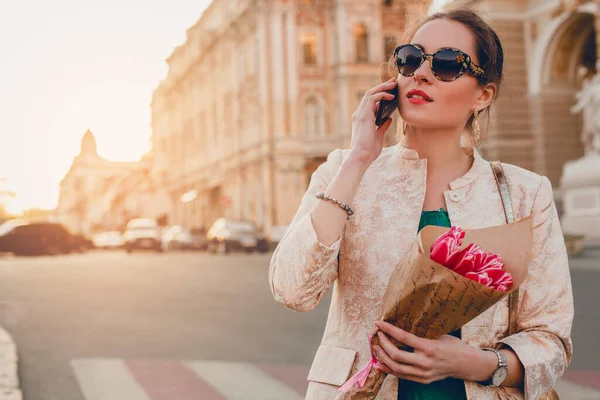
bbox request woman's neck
[402,127,473,176]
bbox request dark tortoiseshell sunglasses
[393,43,486,82]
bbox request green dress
[397,208,467,400]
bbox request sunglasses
[393,44,486,82]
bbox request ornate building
[151,0,600,244]
[151,0,431,234]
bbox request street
[0,250,597,400]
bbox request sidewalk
[0,328,20,400]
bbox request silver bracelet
[316,192,354,219]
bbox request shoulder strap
[490,161,514,224]
[490,161,519,336]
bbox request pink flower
[430,226,513,292]
[452,243,481,276]
[473,250,505,273]
[464,270,493,287]
[486,268,513,292]
[430,226,465,268]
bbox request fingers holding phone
[349,78,398,165]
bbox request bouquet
[335,217,533,400]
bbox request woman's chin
[400,116,435,128]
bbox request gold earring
[472,109,480,147]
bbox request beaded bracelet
[316,192,355,219]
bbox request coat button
[449,192,461,202]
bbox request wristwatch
[481,348,508,387]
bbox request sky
[0,0,448,214]
[0,0,212,214]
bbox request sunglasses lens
[432,49,465,81]
[395,45,423,76]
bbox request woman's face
[397,19,488,131]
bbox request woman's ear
[474,83,497,111]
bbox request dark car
[0,220,75,256]
[70,233,95,252]
[206,219,269,254]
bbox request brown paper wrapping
[336,217,533,400]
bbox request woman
[269,8,573,400]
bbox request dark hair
[391,7,504,139]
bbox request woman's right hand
[348,77,397,166]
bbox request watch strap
[481,348,507,386]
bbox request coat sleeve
[498,176,574,399]
[268,148,344,313]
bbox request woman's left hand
[372,321,473,384]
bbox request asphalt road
[0,249,596,399]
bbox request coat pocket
[307,345,357,386]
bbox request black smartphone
[375,83,399,127]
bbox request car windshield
[0,220,25,236]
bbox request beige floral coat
[269,144,574,400]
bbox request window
[383,0,393,6]
[302,32,318,65]
[354,24,369,63]
[305,96,323,136]
[384,36,396,60]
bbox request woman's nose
[413,60,434,83]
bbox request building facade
[151,0,600,242]
[151,0,431,235]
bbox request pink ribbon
[338,334,380,392]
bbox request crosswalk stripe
[125,360,226,400]
[71,359,150,400]
[185,361,304,400]
[71,358,600,400]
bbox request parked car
[189,227,208,251]
[92,231,125,250]
[206,219,269,254]
[123,218,162,253]
[70,233,95,252]
[162,225,206,251]
[0,220,74,256]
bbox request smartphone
[375,83,399,127]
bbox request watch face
[493,367,509,386]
